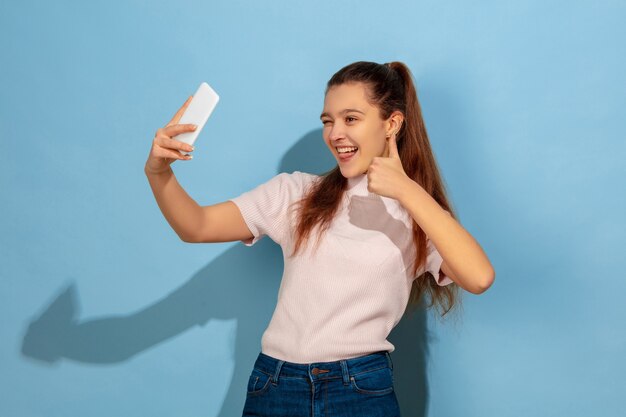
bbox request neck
[346,172,368,193]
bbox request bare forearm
[398,179,495,293]
[144,166,203,242]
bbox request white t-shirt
[229,171,453,364]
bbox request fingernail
[190,146,195,151]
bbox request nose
[328,124,346,142]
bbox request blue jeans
[242,350,402,417]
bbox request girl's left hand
[366,134,413,201]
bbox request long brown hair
[290,61,459,317]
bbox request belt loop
[272,360,285,385]
[385,351,393,370]
[340,359,350,385]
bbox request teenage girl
[145,61,494,417]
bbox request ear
[385,111,404,138]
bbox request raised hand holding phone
[176,82,220,155]
[145,83,220,175]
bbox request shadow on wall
[21,128,431,417]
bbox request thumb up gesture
[366,133,412,201]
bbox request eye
[345,116,357,123]
[322,120,332,125]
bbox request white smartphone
[176,82,220,155]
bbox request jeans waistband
[253,351,393,386]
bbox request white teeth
[337,146,358,154]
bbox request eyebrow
[319,108,365,119]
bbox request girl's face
[320,82,392,178]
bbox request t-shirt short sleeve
[425,238,454,286]
[228,172,308,247]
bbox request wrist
[144,164,172,177]
[397,177,424,206]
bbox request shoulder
[273,171,320,192]
[280,170,320,182]
[235,171,320,205]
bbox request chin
[338,165,366,179]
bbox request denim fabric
[242,350,401,417]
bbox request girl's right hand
[145,96,198,175]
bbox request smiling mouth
[336,146,358,154]
[336,146,358,161]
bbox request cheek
[322,134,332,149]
[360,137,386,157]
[359,125,386,152]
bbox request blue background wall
[1,1,624,416]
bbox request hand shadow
[22,128,431,417]
[346,195,415,272]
